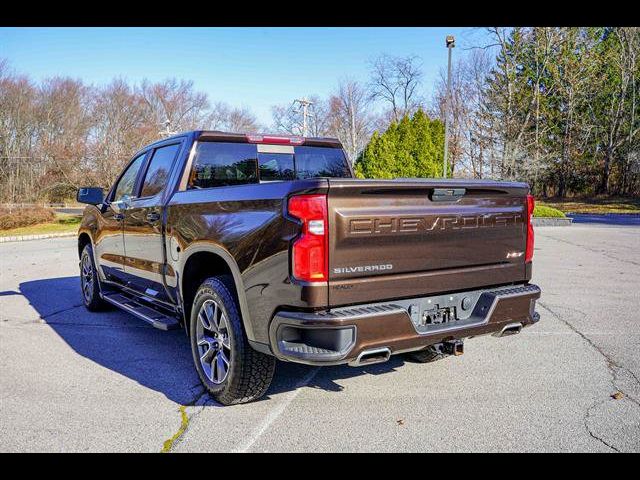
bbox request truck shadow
[18,276,406,406]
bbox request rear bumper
[269,283,541,366]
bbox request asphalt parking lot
[1,224,639,452]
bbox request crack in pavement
[2,302,159,330]
[162,368,322,453]
[1,316,157,329]
[40,304,90,320]
[1,296,87,323]
[160,387,212,453]
[538,301,639,452]
[161,405,189,453]
[583,398,621,452]
[0,303,84,324]
[539,301,640,403]
[538,232,640,267]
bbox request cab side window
[140,143,181,198]
[113,153,146,202]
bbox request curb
[532,217,573,227]
[0,231,77,243]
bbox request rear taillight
[525,194,535,263]
[288,194,328,282]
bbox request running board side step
[101,292,180,331]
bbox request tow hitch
[443,339,464,356]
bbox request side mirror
[77,187,104,205]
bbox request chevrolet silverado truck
[76,130,540,405]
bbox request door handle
[146,212,161,223]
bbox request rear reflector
[288,194,328,282]
[525,194,535,263]
[246,134,304,145]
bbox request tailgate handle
[431,188,466,202]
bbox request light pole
[443,35,455,178]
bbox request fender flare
[77,227,105,279]
[177,242,256,342]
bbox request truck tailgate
[326,179,530,306]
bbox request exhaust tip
[349,347,391,367]
[495,322,523,337]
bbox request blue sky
[0,27,490,125]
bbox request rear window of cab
[188,142,350,189]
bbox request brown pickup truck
[76,130,540,405]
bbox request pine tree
[354,109,445,179]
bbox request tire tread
[192,277,276,405]
[81,244,108,311]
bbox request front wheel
[80,243,108,311]
[190,276,276,405]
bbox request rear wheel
[80,244,108,311]
[190,277,276,405]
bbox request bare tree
[0,62,40,202]
[139,78,210,133]
[0,62,267,202]
[595,27,640,194]
[327,79,375,163]
[206,102,261,132]
[34,77,95,200]
[622,28,640,194]
[432,50,499,178]
[89,79,154,186]
[369,54,424,122]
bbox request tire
[80,243,108,311]
[406,346,447,364]
[190,276,276,405]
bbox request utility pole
[293,97,313,136]
[159,119,176,138]
[444,35,455,178]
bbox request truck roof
[197,130,343,148]
[148,130,343,149]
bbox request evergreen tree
[354,109,445,179]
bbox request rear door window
[294,146,351,179]
[189,142,258,189]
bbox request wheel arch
[178,243,256,342]
[77,231,92,258]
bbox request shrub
[0,206,56,230]
[355,109,445,179]
[533,204,566,218]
